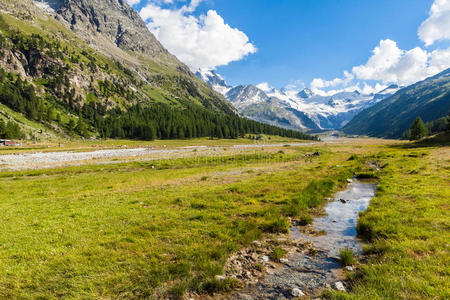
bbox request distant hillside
[342,69,450,138]
[0,0,315,141]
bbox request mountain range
[197,69,401,132]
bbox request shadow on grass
[387,132,450,149]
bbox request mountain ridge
[0,0,316,141]
[197,69,398,131]
[342,68,450,138]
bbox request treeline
[0,120,23,139]
[96,104,317,140]
[403,114,450,140]
[0,71,46,122]
[0,69,318,141]
[425,114,450,135]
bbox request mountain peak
[33,0,181,67]
[297,88,313,99]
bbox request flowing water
[226,180,377,299]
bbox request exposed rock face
[36,0,166,57]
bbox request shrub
[339,248,355,266]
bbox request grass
[269,247,287,262]
[339,249,355,266]
[329,143,450,299]
[0,141,361,298]
[0,135,308,154]
[0,138,447,298]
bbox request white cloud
[256,82,273,92]
[139,1,257,70]
[127,0,141,6]
[311,71,354,90]
[310,38,450,96]
[352,39,433,85]
[418,0,450,46]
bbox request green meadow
[0,138,448,299]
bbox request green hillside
[342,69,450,138]
[0,0,315,141]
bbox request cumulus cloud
[256,82,273,92]
[311,71,354,90]
[127,0,141,6]
[418,0,450,46]
[310,38,450,96]
[352,39,433,85]
[139,1,257,70]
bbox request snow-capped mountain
[196,69,400,132]
[195,69,231,95]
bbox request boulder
[291,288,305,297]
[334,281,346,291]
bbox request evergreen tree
[409,117,428,140]
[0,119,5,137]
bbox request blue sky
[130,0,450,94]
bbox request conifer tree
[409,117,428,140]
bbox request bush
[339,248,355,266]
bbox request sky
[128,0,450,95]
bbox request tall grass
[339,248,355,266]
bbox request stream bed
[226,180,377,299]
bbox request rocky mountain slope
[0,0,313,141]
[0,0,234,140]
[342,69,450,138]
[197,70,398,132]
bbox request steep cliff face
[32,0,187,70]
[54,0,166,55]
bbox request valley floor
[0,137,447,299]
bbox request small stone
[345,266,354,271]
[347,178,353,183]
[291,287,305,297]
[215,275,226,281]
[279,258,289,264]
[334,281,346,291]
[262,255,269,262]
[252,240,262,247]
